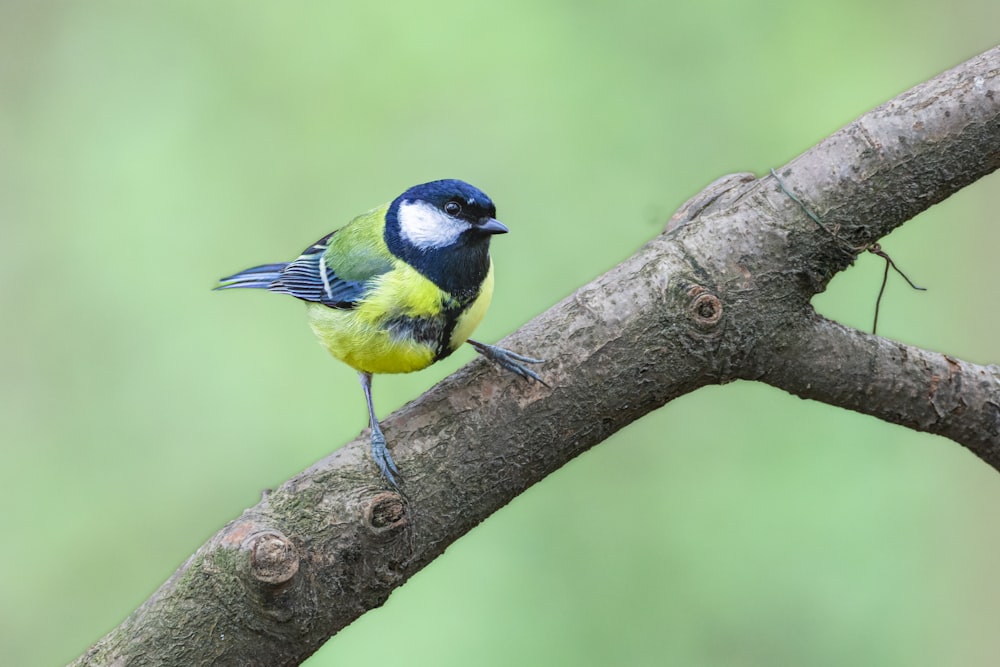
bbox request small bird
[216,179,542,488]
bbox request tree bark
[73,46,1000,666]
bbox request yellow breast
[306,261,494,375]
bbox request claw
[468,339,548,386]
[370,425,400,490]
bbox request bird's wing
[269,231,393,308]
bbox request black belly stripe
[381,294,475,363]
[433,302,466,362]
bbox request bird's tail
[215,263,289,290]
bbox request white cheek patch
[397,200,469,249]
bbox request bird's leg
[467,339,547,386]
[358,371,400,489]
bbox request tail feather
[215,263,289,290]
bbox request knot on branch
[364,492,408,533]
[687,286,722,330]
[245,530,299,586]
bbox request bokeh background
[2,2,999,665]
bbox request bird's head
[387,179,507,253]
[385,179,507,297]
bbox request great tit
[217,179,543,488]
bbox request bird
[216,179,543,488]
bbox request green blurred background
[2,2,999,665]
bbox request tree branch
[758,312,1000,463]
[74,46,1000,666]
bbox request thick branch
[74,46,1000,666]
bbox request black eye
[444,201,462,216]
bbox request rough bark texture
[74,46,1000,666]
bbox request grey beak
[479,218,509,235]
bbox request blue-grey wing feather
[269,232,366,308]
[216,231,387,309]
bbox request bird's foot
[370,427,401,490]
[468,339,547,386]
